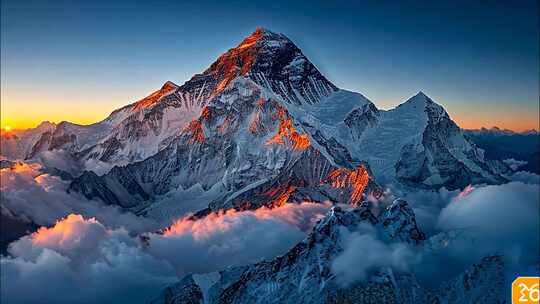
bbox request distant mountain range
[466,126,539,136]
[464,127,539,174]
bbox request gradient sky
[1,0,538,131]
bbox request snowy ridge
[67,30,507,221]
[0,121,56,160]
[6,28,338,173]
[69,77,380,219]
[300,91,507,189]
[151,202,505,304]
[3,29,504,192]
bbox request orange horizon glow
[1,111,538,133]
[1,97,538,132]
[454,118,539,133]
[450,107,540,133]
[0,109,115,130]
[2,110,538,133]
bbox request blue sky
[1,0,538,130]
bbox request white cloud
[37,150,82,176]
[399,187,457,235]
[3,158,539,299]
[332,223,415,286]
[0,162,159,233]
[502,158,528,171]
[507,171,540,185]
[1,214,177,304]
[147,202,329,274]
[333,181,540,286]
[1,202,330,304]
[406,181,540,286]
[437,181,540,266]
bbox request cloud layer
[437,181,539,266]
[332,179,540,287]
[2,159,539,300]
[1,202,330,304]
[0,162,159,233]
[1,214,177,304]
[148,202,329,275]
[332,223,415,286]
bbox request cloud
[333,181,540,287]
[35,149,114,176]
[395,187,457,235]
[1,214,177,304]
[1,202,330,304]
[0,162,159,234]
[502,158,528,171]
[436,181,539,266]
[396,171,539,237]
[409,181,540,286]
[37,150,82,176]
[331,223,416,286]
[3,159,538,299]
[148,202,330,274]
[507,171,540,185]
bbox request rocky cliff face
[1,28,512,304]
[151,202,505,304]
[0,121,56,160]
[19,28,337,168]
[66,29,507,221]
[338,92,508,189]
[69,78,378,219]
[393,93,507,189]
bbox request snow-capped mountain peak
[61,30,509,219]
[151,202,505,304]
[398,91,442,112]
[336,91,508,189]
[192,27,337,105]
[7,28,340,168]
[236,27,289,50]
[131,80,180,111]
[6,29,508,218]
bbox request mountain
[464,127,540,174]
[20,79,203,172]
[466,126,539,136]
[151,202,505,304]
[290,91,508,189]
[0,205,38,254]
[0,121,56,160]
[0,28,517,304]
[2,28,339,170]
[65,28,507,221]
[68,78,377,219]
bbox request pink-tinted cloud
[1,201,331,304]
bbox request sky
[1,0,538,131]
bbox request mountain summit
[16,28,339,167]
[1,28,508,219]
[152,203,504,304]
[183,27,337,105]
